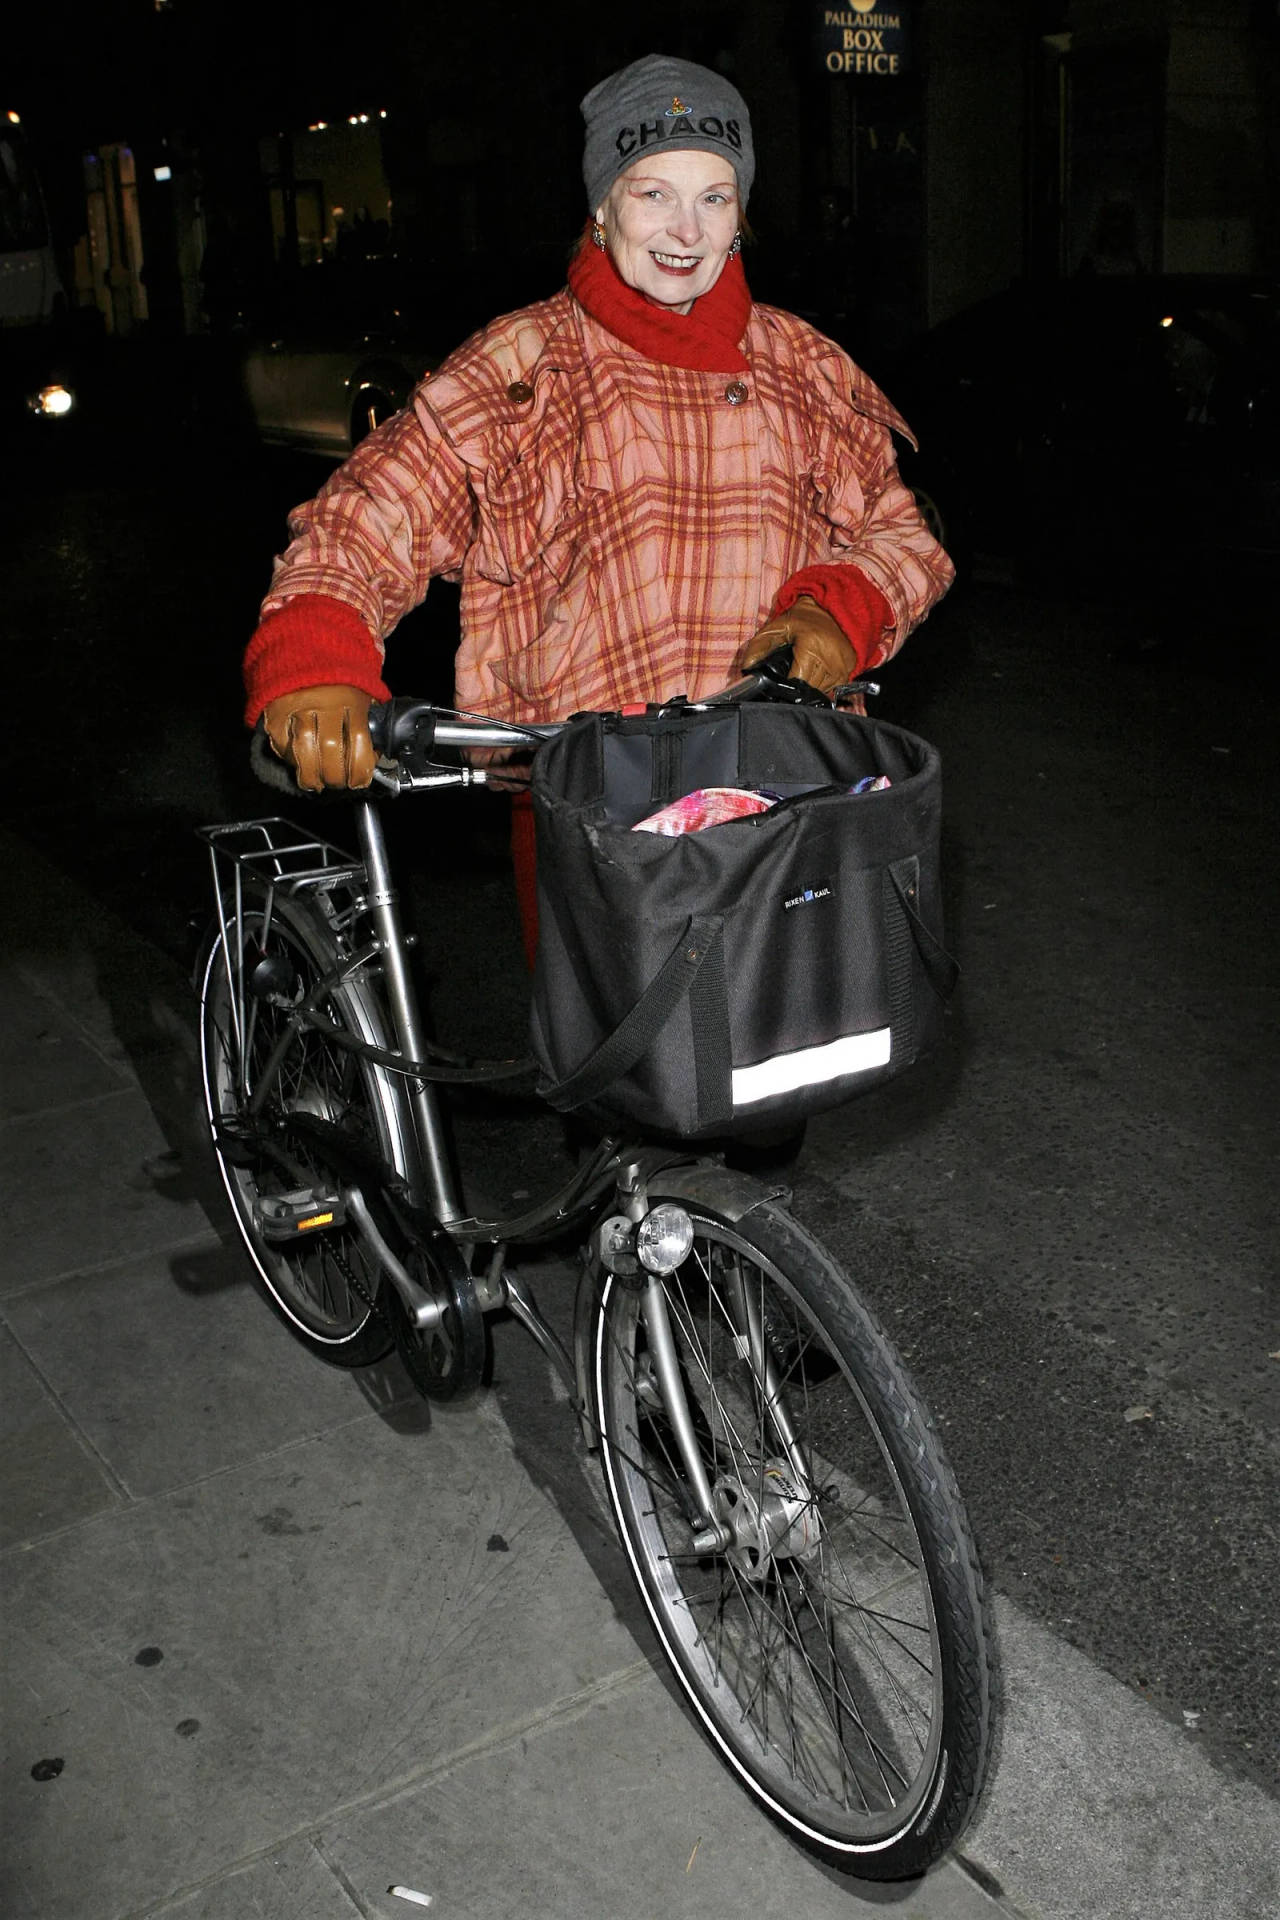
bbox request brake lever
[705,643,816,707]
[716,647,881,710]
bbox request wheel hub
[289,1085,342,1122]
[713,1460,820,1580]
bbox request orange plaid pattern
[257,293,953,725]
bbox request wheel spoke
[592,1204,990,1868]
[785,1554,920,1803]
[200,906,396,1354]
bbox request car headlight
[30,384,75,418]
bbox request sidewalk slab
[147,1838,365,1920]
[0,1085,212,1296]
[1,1240,417,1508]
[0,823,211,1287]
[0,964,131,1121]
[0,825,197,1064]
[2,1398,644,1920]
[0,1323,123,1547]
[304,1677,1009,1920]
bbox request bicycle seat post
[351,797,466,1223]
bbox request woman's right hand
[262,685,377,791]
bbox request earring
[728,231,742,257]
[591,221,607,251]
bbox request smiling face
[596,147,740,313]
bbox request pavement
[3,808,1279,1920]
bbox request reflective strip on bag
[731,1028,892,1107]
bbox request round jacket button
[507,380,535,404]
[725,379,749,405]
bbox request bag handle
[538,914,727,1118]
[888,860,960,1000]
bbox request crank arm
[284,1111,481,1349]
[342,1186,442,1330]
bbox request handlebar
[367,646,878,754]
[252,647,880,796]
[367,702,560,762]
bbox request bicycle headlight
[636,1203,694,1276]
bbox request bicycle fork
[644,1262,819,1567]
[591,1167,820,1567]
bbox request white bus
[0,108,65,325]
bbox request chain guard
[388,1243,487,1401]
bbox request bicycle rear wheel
[198,885,412,1365]
[591,1196,994,1881]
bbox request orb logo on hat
[666,96,692,118]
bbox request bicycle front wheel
[592,1197,994,1881]
[198,885,412,1366]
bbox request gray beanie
[581,54,755,218]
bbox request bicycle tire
[591,1195,994,1880]
[198,884,414,1366]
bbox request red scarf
[567,225,751,373]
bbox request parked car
[239,259,435,457]
[878,275,1280,593]
[237,249,570,459]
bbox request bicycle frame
[202,702,809,1482]
[349,798,465,1221]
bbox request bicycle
[193,670,995,1883]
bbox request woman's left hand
[738,595,856,694]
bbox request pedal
[254,1188,347,1241]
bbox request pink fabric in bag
[631,788,777,837]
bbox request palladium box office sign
[818,2,911,76]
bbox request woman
[246,53,952,800]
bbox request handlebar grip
[748,642,796,685]
[249,722,305,793]
[368,697,437,760]
[732,642,841,707]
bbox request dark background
[12,2,1279,354]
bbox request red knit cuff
[772,566,894,675]
[243,595,390,726]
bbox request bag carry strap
[887,859,960,1000]
[539,914,729,1122]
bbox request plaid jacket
[249,291,953,724]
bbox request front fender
[570,1157,790,1450]
[644,1158,791,1222]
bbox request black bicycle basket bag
[529,702,957,1141]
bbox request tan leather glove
[262,685,377,792]
[737,595,857,695]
